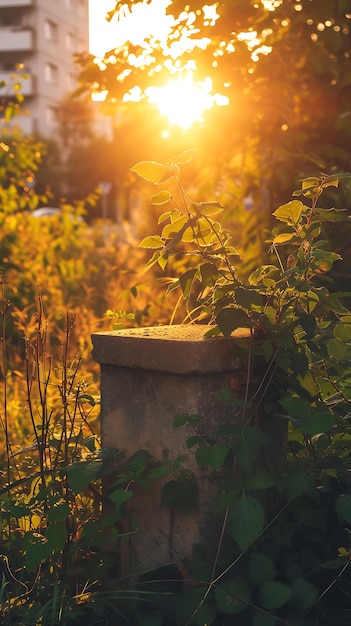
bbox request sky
[88,0,116,56]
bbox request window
[67,72,77,90]
[78,0,86,17]
[44,19,58,41]
[45,62,58,83]
[45,106,57,126]
[65,32,75,50]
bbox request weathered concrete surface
[92,325,252,573]
[92,324,250,373]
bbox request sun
[144,74,228,129]
[90,0,229,128]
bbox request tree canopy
[77,0,351,210]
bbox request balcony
[0,27,33,52]
[0,70,34,96]
[0,0,33,6]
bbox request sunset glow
[145,75,229,129]
[89,0,228,127]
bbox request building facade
[0,0,89,137]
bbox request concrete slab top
[92,324,251,373]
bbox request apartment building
[0,0,89,137]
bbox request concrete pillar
[91,325,253,573]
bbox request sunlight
[144,74,229,129]
[90,0,229,128]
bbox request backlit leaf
[139,235,163,249]
[273,233,294,245]
[131,161,172,183]
[197,201,224,216]
[248,265,279,285]
[273,200,304,224]
[151,190,172,205]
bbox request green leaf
[249,553,276,585]
[279,397,311,419]
[200,263,218,286]
[328,338,351,362]
[131,161,172,183]
[46,523,67,551]
[176,588,214,625]
[24,534,51,572]
[313,208,350,222]
[301,411,333,435]
[334,323,351,342]
[196,444,229,470]
[233,427,269,473]
[323,172,351,183]
[215,579,250,615]
[194,600,216,626]
[179,269,198,299]
[228,494,265,551]
[299,314,317,339]
[150,190,172,205]
[108,488,133,515]
[260,581,292,610]
[47,502,70,523]
[173,414,200,429]
[244,470,275,490]
[186,435,202,449]
[139,235,163,249]
[283,474,316,501]
[235,286,263,310]
[291,578,318,611]
[216,308,250,336]
[252,612,277,626]
[335,494,351,525]
[66,459,102,494]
